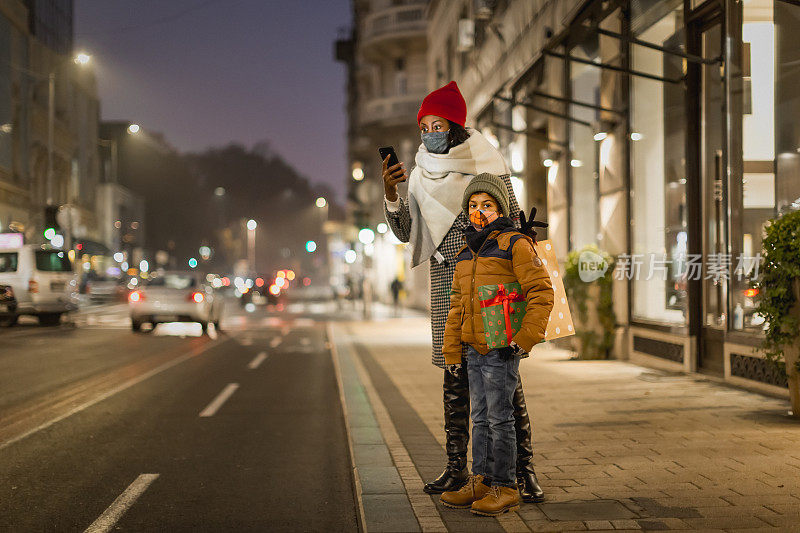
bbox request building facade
[337,0,431,309]
[425,0,800,395]
[0,0,101,255]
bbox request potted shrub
[563,244,616,359]
[754,209,800,418]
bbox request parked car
[83,274,128,303]
[128,271,223,333]
[0,245,78,326]
[0,284,17,326]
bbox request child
[439,173,554,516]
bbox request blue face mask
[421,131,449,154]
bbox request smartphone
[379,146,399,168]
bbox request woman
[382,81,544,503]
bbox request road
[0,299,359,532]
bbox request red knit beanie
[417,81,467,127]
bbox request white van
[0,244,78,325]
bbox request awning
[75,239,112,256]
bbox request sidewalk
[330,315,800,532]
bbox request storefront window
[569,40,600,251]
[730,0,800,331]
[630,3,687,324]
[774,0,800,214]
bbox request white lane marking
[248,352,268,369]
[269,337,282,348]
[84,474,160,533]
[0,340,227,451]
[199,383,239,417]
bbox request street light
[127,124,140,135]
[315,197,327,208]
[246,219,257,271]
[46,52,93,206]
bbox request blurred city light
[570,159,583,167]
[543,158,553,167]
[302,277,311,286]
[139,260,149,272]
[275,277,286,288]
[44,228,56,240]
[127,124,140,134]
[594,132,608,141]
[199,246,212,260]
[245,303,256,313]
[269,284,280,296]
[255,277,264,287]
[358,228,375,244]
[305,240,317,253]
[630,132,643,141]
[214,187,226,196]
[212,278,223,288]
[129,291,141,303]
[188,257,198,268]
[247,219,257,231]
[276,270,286,278]
[344,249,357,264]
[121,261,128,270]
[315,197,327,208]
[74,52,91,65]
[51,234,64,248]
[352,163,364,181]
[377,223,388,234]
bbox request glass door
[687,7,728,374]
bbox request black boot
[513,377,545,502]
[424,365,470,494]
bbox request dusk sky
[75,0,351,201]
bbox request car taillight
[744,288,759,298]
[28,279,38,293]
[129,291,143,303]
[190,291,204,303]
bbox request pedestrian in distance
[390,277,403,316]
[381,80,546,502]
[438,174,554,516]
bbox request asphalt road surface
[0,300,359,531]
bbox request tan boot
[440,475,491,509]
[471,485,521,516]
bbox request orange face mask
[469,209,499,229]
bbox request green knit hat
[462,173,510,218]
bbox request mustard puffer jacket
[442,225,554,365]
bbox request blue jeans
[466,345,520,488]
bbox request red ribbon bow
[480,283,524,345]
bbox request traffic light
[43,205,59,238]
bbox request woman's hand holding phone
[382,154,406,202]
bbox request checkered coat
[384,174,520,368]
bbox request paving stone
[539,500,636,521]
[584,520,614,530]
[361,494,420,532]
[351,426,384,445]
[524,519,588,531]
[610,519,641,530]
[353,444,394,467]
[359,466,406,495]
[679,516,772,529]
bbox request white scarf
[407,128,510,266]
